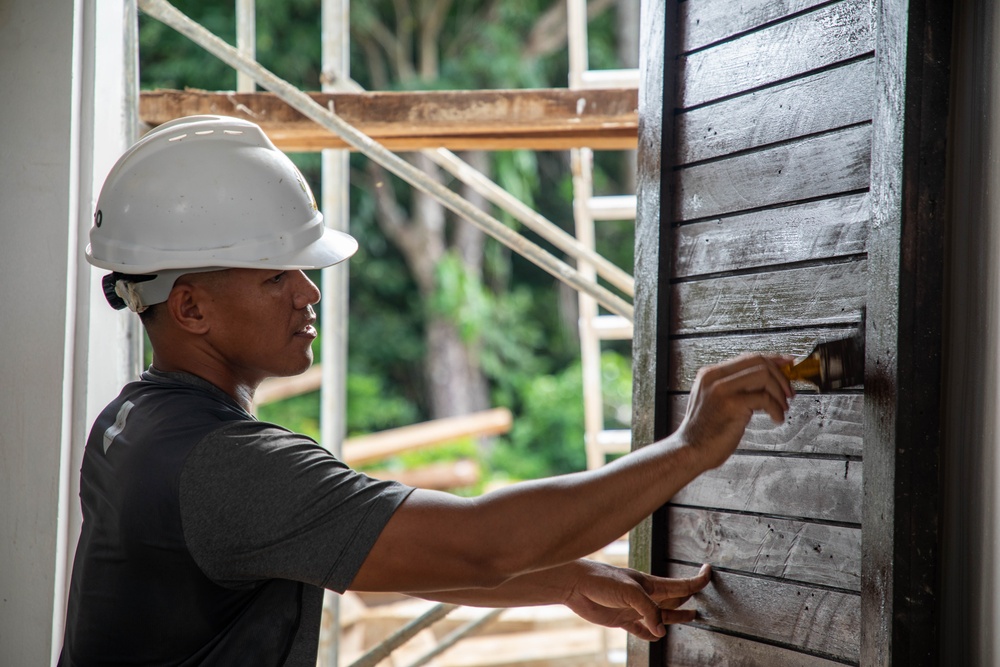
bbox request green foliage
[256,391,322,439]
[256,370,420,442]
[488,350,633,480]
[489,361,586,479]
[430,252,490,345]
[139,0,636,486]
[344,372,419,434]
[139,1,236,90]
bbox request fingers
[611,565,715,639]
[639,563,711,603]
[621,569,706,637]
[661,608,698,625]
[626,583,669,638]
[703,355,795,424]
[621,607,697,640]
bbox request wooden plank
[674,124,871,221]
[632,2,679,666]
[679,0,832,53]
[367,460,480,491]
[669,564,861,662]
[670,393,864,457]
[671,454,862,524]
[139,88,638,152]
[254,364,322,405]
[679,0,874,108]
[666,624,850,666]
[668,507,861,590]
[673,193,869,278]
[677,57,875,165]
[862,0,952,662]
[672,261,866,335]
[668,327,864,390]
[342,408,512,466]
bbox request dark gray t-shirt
[60,368,413,666]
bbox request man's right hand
[675,354,795,470]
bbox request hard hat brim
[86,225,358,273]
[256,225,359,270]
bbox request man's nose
[292,270,322,307]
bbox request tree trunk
[368,153,490,420]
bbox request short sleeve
[179,421,413,593]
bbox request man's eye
[269,272,285,284]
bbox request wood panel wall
[647,1,874,664]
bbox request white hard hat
[87,115,357,311]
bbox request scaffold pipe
[136,0,634,322]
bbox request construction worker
[58,116,794,666]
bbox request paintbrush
[782,308,866,392]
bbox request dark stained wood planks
[667,326,865,390]
[632,1,677,666]
[674,124,871,221]
[673,193,869,277]
[671,261,866,334]
[860,0,952,662]
[669,564,861,662]
[670,394,864,457]
[668,507,861,590]
[679,0,834,53]
[677,57,875,165]
[679,0,874,109]
[634,0,882,664]
[671,454,862,524]
[666,625,850,667]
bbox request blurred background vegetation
[140,0,635,487]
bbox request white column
[943,0,1000,663]
[319,2,350,666]
[0,0,131,663]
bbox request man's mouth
[295,322,318,338]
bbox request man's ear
[165,282,211,334]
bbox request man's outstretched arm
[349,354,793,593]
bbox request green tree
[138,0,636,481]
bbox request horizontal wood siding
[653,0,871,664]
[671,393,864,457]
[671,261,866,334]
[668,507,861,590]
[666,625,850,667]
[673,193,869,277]
[679,0,833,53]
[671,455,862,523]
[679,0,874,108]
[677,58,875,165]
[669,564,861,662]
[674,124,871,221]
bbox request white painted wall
[942,1,1000,665]
[0,0,132,663]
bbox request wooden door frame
[863,0,951,663]
[630,0,953,664]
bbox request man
[59,116,794,665]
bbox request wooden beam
[139,88,638,151]
[342,408,512,466]
[366,460,481,491]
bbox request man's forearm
[463,434,705,576]
[415,560,587,607]
[350,355,793,593]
